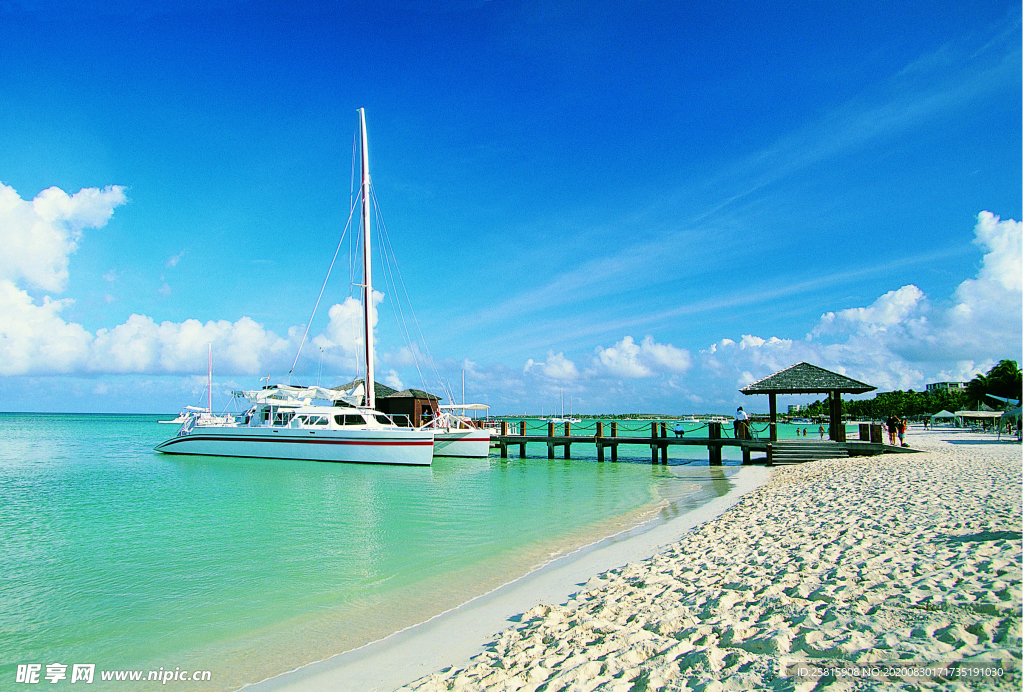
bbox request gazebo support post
[768,393,778,442]
[828,391,845,442]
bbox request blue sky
[0,0,1020,415]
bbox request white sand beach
[397,430,1021,691]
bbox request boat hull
[154,427,434,466]
[431,429,491,458]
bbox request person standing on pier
[734,406,749,440]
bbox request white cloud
[697,212,1022,395]
[0,183,127,292]
[382,369,404,390]
[523,351,580,380]
[591,335,691,378]
[0,184,338,377]
[165,250,186,268]
[0,280,92,375]
[940,211,1022,357]
[814,285,927,337]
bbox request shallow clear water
[0,413,745,690]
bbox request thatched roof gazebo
[740,362,876,442]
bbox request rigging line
[369,187,444,397]
[371,191,427,389]
[383,221,452,399]
[287,195,361,378]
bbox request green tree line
[805,359,1022,420]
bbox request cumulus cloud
[524,351,580,380]
[0,280,92,375]
[941,211,1022,356]
[0,185,360,378]
[591,335,692,378]
[814,285,928,337]
[0,183,127,292]
[382,369,404,390]
[698,211,1022,394]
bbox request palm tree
[988,359,1022,401]
[965,360,1022,408]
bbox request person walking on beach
[818,424,825,440]
[898,417,907,447]
[734,407,749,440]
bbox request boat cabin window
[297,415,329,426]
[334,414,367,426]
[273,411,296,426]
[373,414,393,425]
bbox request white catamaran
[423,405,491,458]
[155,109,435,465]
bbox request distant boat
[158,405,234,426]
[549,390,581,424]
[158,345,235,426]
[154,109,434,465]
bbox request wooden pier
[491,421,910,465]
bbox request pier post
[870,423,882,444]
[547,422,555,459]
[519,421,527,458]
[596,421,605,462]
[564,421,571,459]
[708,422,722,466]
[660,422,668,464]
[651,422,658,464]
[611,422,618,462]
[742,444,751,465]
[499,420,509,458]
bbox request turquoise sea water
[1,413,753,691]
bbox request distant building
[788,404,806,413]
[926,381,965,394]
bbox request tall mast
[208,343,212,414]
[359,108,375,409]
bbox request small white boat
[159,345,236,426]
[425,404,491,458]
[548,390,580,424]
[158,406,236,426]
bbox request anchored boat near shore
[155,109,436,466]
